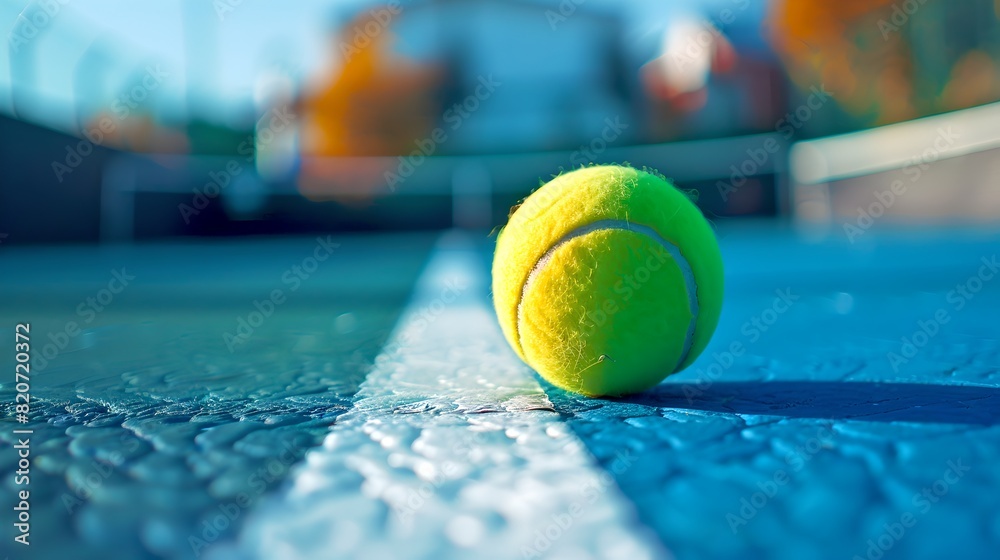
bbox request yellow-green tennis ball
[492,164,724,397]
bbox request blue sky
[1,0,763,131]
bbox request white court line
[216,231,670,560]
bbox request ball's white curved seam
[515,219,700,372]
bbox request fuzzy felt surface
[492,165,724,396]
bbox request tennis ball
[492,164,724,397]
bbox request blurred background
[2,0,998,244]
[3,3,1000,560]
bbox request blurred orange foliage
[767,0,1000,126]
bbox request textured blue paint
[1,226,997,560]
[552,225,1000,560]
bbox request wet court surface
[1,225,998,559]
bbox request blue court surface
[2,224,998,560]
[3,1,1000,559]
